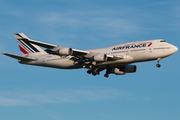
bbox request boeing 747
[2,33,178,78]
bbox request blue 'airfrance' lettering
[112,43,147,51]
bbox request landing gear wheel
[87,70,92,74]
[156,64,161,68]
[96,71,100,75]
[104,74,109,78]
[92,71,96,76]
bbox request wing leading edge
[19,37,90,55]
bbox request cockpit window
[160,40,166,42]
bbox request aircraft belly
[45,58,80,69]
[132,52,149,62]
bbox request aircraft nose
[172,45,178,53]
[174,45,178,52]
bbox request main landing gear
[104,69,111,78]
[156,58,162,68]
[87,69,100,76]
[87,64,111,78]
[87,68,111,78]
[87,64,102,76]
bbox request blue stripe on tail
[18,40,34,53]
[16,33,40,53]
[24,41,39,52]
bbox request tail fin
[13,33,44,56]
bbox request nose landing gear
[156,58,162,68]
[156,64,161,68]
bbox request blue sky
[0,0,180,120]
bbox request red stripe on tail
[18,45,28,54]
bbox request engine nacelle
[57,48,73,56]
[123,65,137,73]
[113,68,126,75]
[112,65,137,75]
[93,54,108,62]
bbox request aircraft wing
[19,37,125,62]
[20,38,90,55]
[19,38,57,48]
[2,53,37,61]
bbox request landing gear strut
[156,58,162,68]
[104,69,111,78]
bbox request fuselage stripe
[148,43,152,47]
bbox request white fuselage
[20,39,178,69]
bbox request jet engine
[112,65,137,75]
[56,48,73,56]
[93,53,108,62]
[123,65,137,73]
[113,68,126,75]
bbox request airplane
[2,33,178,78]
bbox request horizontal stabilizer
[2,53,37,61]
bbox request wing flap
[2,53,37,61]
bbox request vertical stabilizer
[13,33,44,57]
